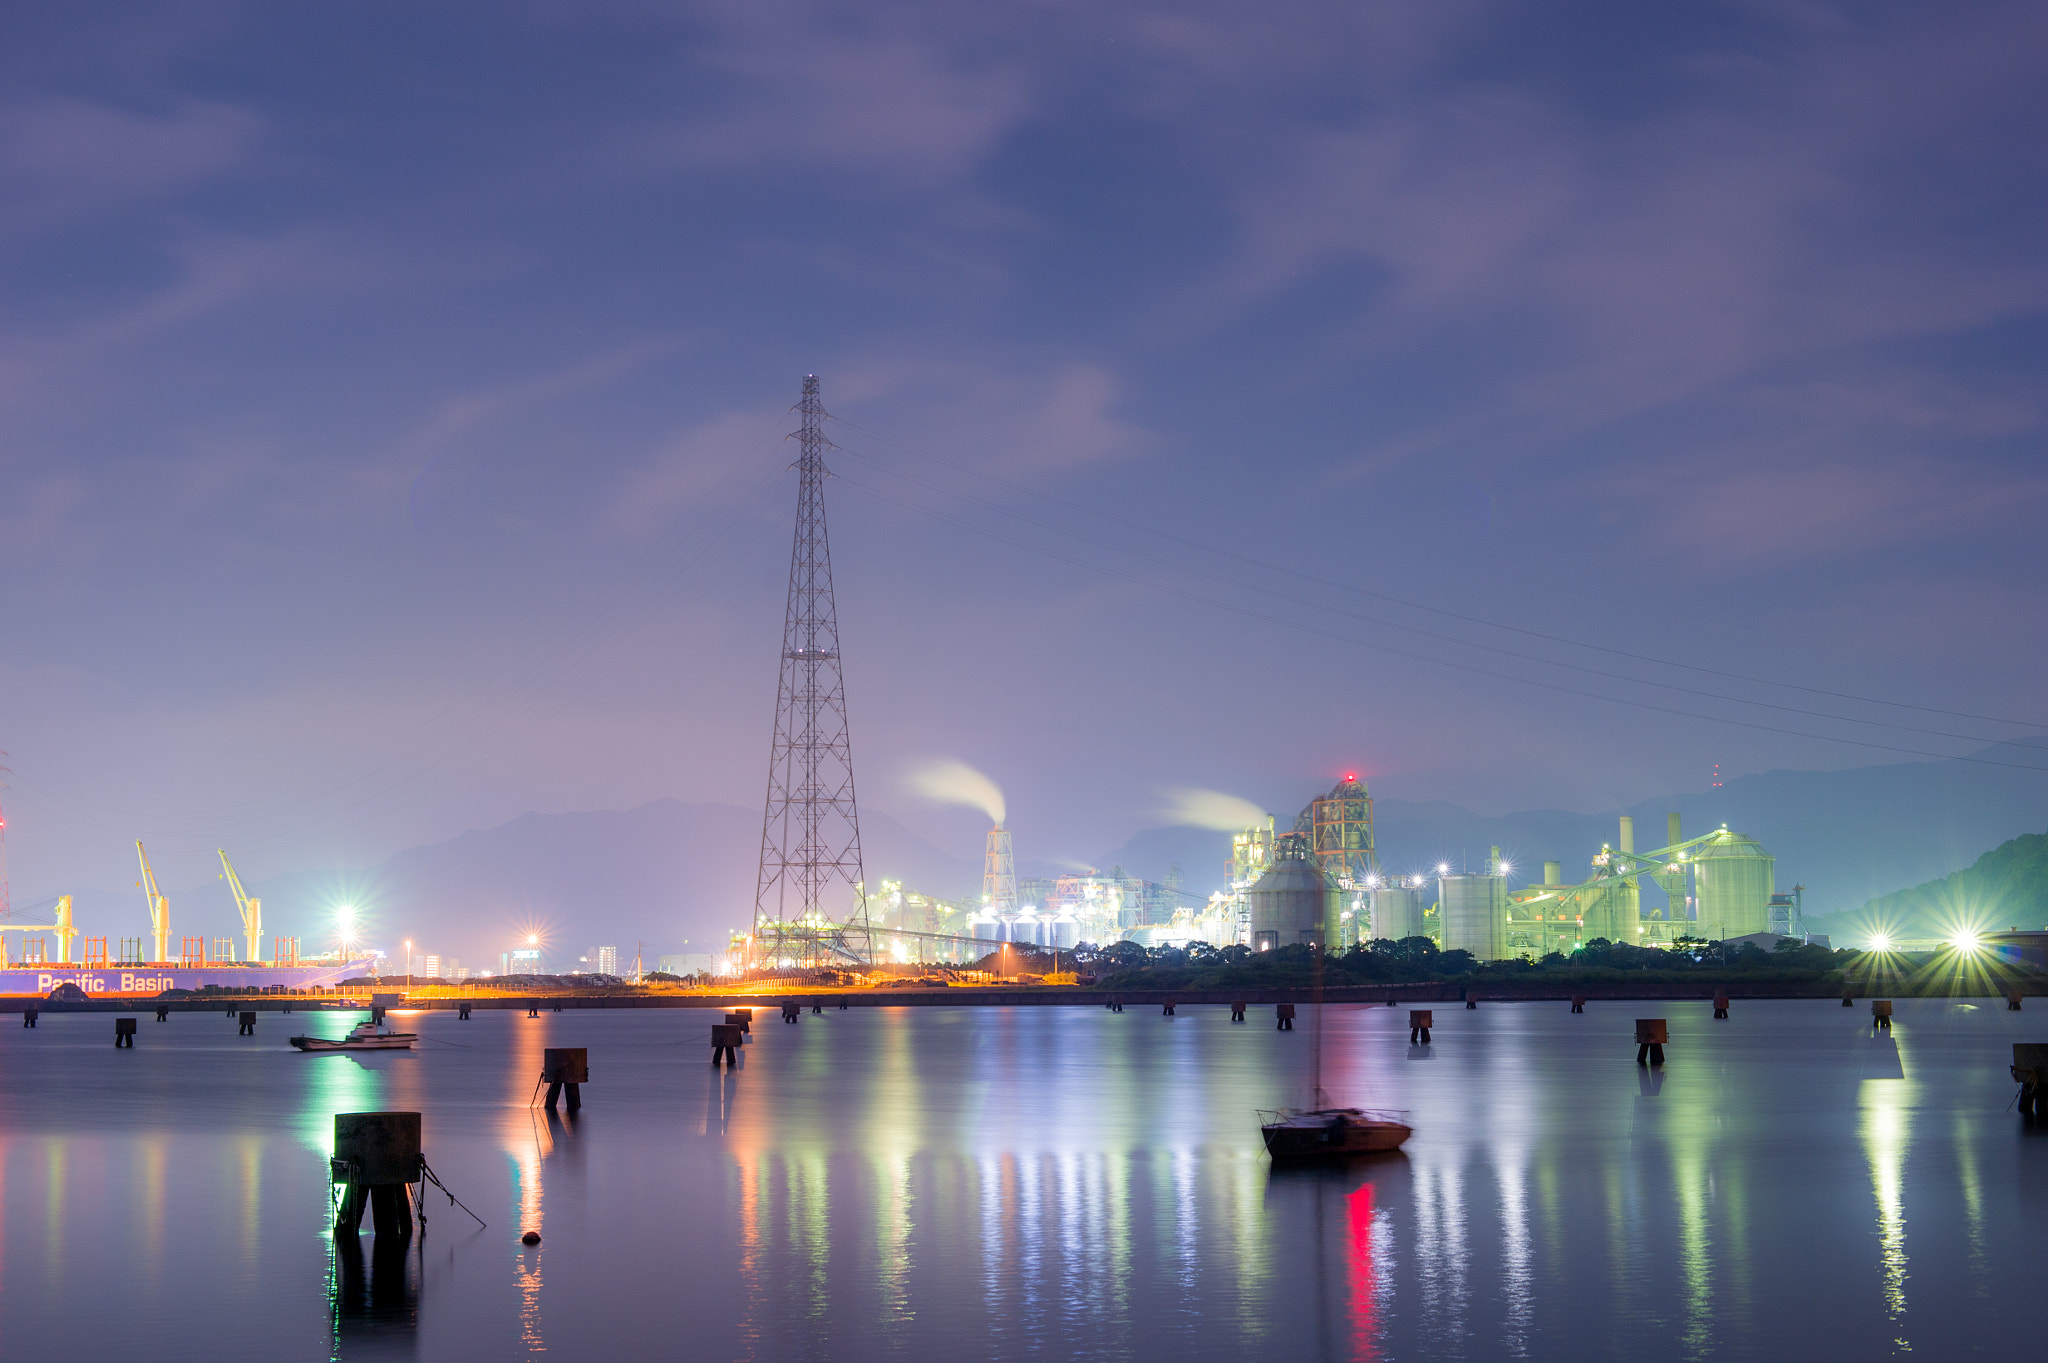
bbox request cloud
[0,97,262,235]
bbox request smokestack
[1619,816,1635,855]
[1668,812,1682,848]
[1488,845,1502,875]
[1544,861,1561,886]
[983,826,1017,918]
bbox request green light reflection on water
[1859,1070,1913,1350]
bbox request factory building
[1305,775,1377,885]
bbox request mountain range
[34,741,2048,964]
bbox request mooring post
[812,1001,822,1014]
[1635,1019,1667,1067]
[839,999,848,1010]
[23,1007,37,1028]
[331,1112,422,1239]
[1571,995,1586,1014]
[2010,991,2024,1012]
[1162,1000,1177,1016]
[239,1010,257,1036]
[1841,989,1855,1008]
[1713,993,1730,1020]
[527,1003,539,1018]
[458,1001,472,1020]
[114,1017,137,1048]
[1466,992,1478,1010]
[155,1005,169,1022]
[1276,1003,1296,1031]
[542,1048,588,1113]
[1409,1009,1433,1044]
[734,1008,753,1035]
[1230,1000,1246,1022]
[712,1023,742,1066]
[782,1002,800,1024]
[1871,1000,1894,1031]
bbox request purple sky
[3,1,2045,919]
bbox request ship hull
[0,965,358,998]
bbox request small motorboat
[289,1017,417,1051]
[1261,1106,1412,1160]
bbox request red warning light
[1344,772,1357,782]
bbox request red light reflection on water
[1347,1181,1377,1360]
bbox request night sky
[3,2,2044,917]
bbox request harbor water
[0,999,2040,1359]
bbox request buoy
[521,1231,541,1245]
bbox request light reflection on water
[0,1000,2042,1360]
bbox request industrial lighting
[1498,861,1513,876]
[1437,862,1450,875]
[1949,931,1983,953]
[1868,932,1893,952]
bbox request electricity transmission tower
[751,376,872,968]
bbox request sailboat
[1260,940,1411,1160]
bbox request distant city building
[659,953,715,976]
[596,944,618,975]
[502,947,543,975]
[423,954,441,979]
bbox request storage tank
[1367,886,1424,942]
[1440,867,1508,961]
[1248,833,1334,950]
[1692,829,1774,938]
[1580,874,1640,943]
[1050,915,1079,951]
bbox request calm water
[0,999,2040,1360]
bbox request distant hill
[1826,830,2048,941]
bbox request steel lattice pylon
[751,376,872,968]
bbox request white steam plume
[906,759,1006,827]
[1161,787,1270,831]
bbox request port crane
[0,895,76,966]
[136,841,170,964]
[217,849,261,964]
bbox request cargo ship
[1,844,367,997]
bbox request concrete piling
[458,1002,472,1020]
[238,1011,257,1035]
[542,1048,588,1112]
[22,1007,37,1028]
[1571,995,1586,1013]
[1635,1019,1668,1067]
[114,1017,137,1047]
[1230,1001,1246,1022]
[733,1008,753,1034]
[2010,991,2024,1012]
[154,1005,169,1021]
[1713,993,1730,1019]
[712,1023,743,1066]
[1276,1003,1296,1031]
[1162,1000,1177,1016]
[527,1004,540,1018]
[331,1112,422,1238]
[1409,1009,1433,1044]
[781,1002,801,1024]
[1465,994,1478,1010]
[1841,989,1855,1008]
[1871,1000,1894,1031]
[812,1002,822,1014]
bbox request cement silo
[1692,829,1774,938]
[1367,885,1425,942]
[1248,833,1336,950]
[1439,849,1508,960]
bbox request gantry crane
[0,895,76,966]
[136,841,170,964]
[217,849,261,964]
